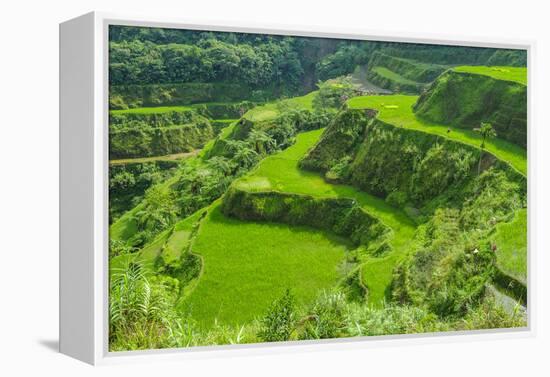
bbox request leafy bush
[346,303,447,336]
[313,77,360,111]
[109,261,180,351]
[132,185,178,245]
[299,291,348,339]
[458,168,524,231]
[258,289,296,342]
[109,162,176,222]
[316,43,374,81]
[391,208,496,317]
[109,239,136,258]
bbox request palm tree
[476,122,497,149]
[474,122,497,174]
[233,147,259,169]
[247,129,276,155]
[206,156,234,176]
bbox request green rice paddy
[453,66,527,85]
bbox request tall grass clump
[257,289,296,342]
[109,260,179,351]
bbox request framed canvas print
[60,12,532,365]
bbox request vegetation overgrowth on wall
[108,25,528,352]
[414,68,527,147]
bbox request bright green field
[347,95,527,175]
[182,204,349,326]
[371,66,420,85]
[243,91,317,122]
[453,66,527,85]
[236,129,417,306]
[493,208,527,283]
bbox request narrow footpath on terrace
[235,128,417,305]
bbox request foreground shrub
[258,289,296,342]
[391,208,496,317]
[109,261,180,351]
[346,304,447,336]
[298,291,348,340]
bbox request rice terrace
[108,25,528,351]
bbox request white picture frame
[59,11,535,365]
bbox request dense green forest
[108,25,527,351]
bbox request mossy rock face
[413,70,527,148]
[221,187,391,247]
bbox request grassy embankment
[492,208,527,284]
[112,87,527,328]
[235,129,416,304]
[347,95,527,175]
[182,128,416,327]
[452,66,527,85]
[371,66,422,86]
[348,92,527,297]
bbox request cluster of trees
[109,37,341,98]
[110,25,526,108]
[313,77,360,110]
[110,39,301,89]
[316,43,377,81]
[109,162,176,223]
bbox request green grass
[347,95,527,175]
[110,204,141,242]
[493,208,527,283]
[453,66,527,85]
[109,151,199,166]
[236,129,417,306]
[371,66,421,85]
[110,105,194,115]
[182,204,349,326]
[243,91,317,122]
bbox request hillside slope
[413,67,527,148]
